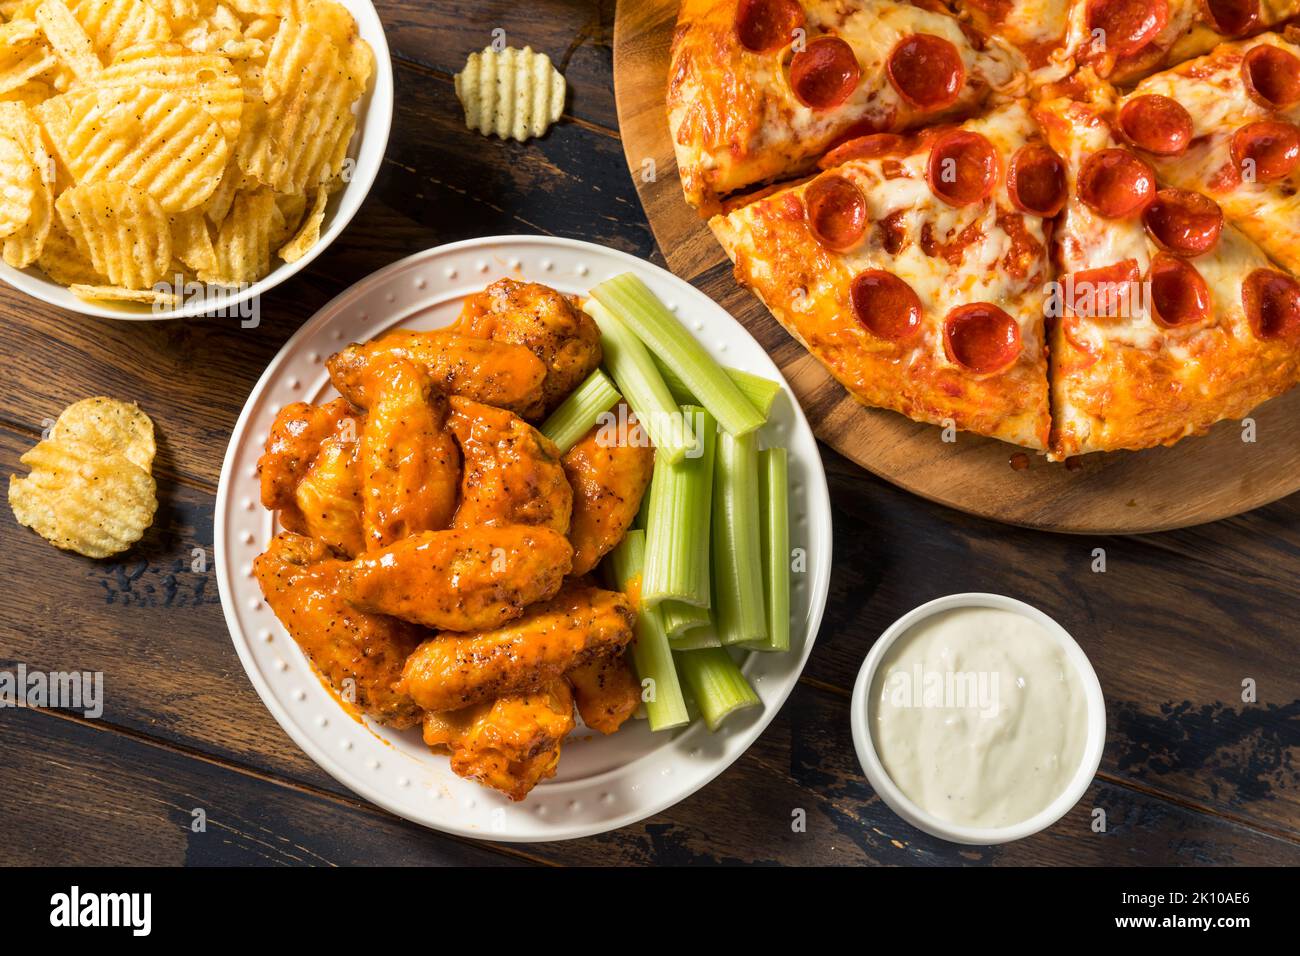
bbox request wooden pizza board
[610,0,1300,533]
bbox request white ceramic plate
[0,0,392,321]
[215,236,833,842]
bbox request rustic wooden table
[2,0,1298,866]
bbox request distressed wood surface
[612,0,1300,534]
[0,0,1297,865]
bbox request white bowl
[0,0,393,321]
[850,593,1106,845]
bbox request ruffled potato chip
[0,132,38,239]
[200,185,276,284]
[37,217,105,284]
[69,282,179,305]
[70,0,172,63]
[455,46,565,143]
[56,179,172,288]
[35,0,102,82]
[93,43,242,143]
[8,396,158,558]
[0,18,57,94]
[276,182,325,263]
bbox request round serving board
[611,0,1300,533]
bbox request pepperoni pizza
[668,0,1300,459]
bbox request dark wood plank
[0,708,529,866]
[9,685,1297,866]
[6,417,1299,861]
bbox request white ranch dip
[869,606,1089,829]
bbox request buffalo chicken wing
[456,278,602,417]
[562,408,654,576]
[338,525,573,631]
[448,396,572,533]
[359,358,460,548]
[566,650,641,735]
[397,584,635,713]
[327,329,546,416]
[253,532,423,728]
[423,681,575,801]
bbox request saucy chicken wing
[457,278,602,418]
[253,532,423,728]
[423,680,575,801]
[397,584,635,712]
[360,358,460,548]
[566,650,641,735]
[259,398,366,557]
[562,407,654,576]
[326,329,547,416]
[339,525,573,631]
[448,395,572,533]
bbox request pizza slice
[1118,30,1300,274]
[710,101,1062,450]
[946,0,1300,85]
[1035,92,1300,459]
[667,0,1027,214]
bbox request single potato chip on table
[8,397,158,558]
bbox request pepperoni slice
[1241,44,1300,109]
[819,133,908,168]
[804,174,868,250]
[1077,148,1156,219]
[1202,0,1258,36]
[1086,0,1169,59]
[1007,144,1067,217]
[1149,254,1212,327]
[790,36,862,110]
[944,303,1022,374]
[1230,120,1300,182]
[735,0,805,53]
[1142,189,1223,256]
[850,270,923,342]
[1065,259,1141,318]
[1243,268,1300,339]
[1117,95,1193,156]
[926,130,1000,207]
[886,34,966,110]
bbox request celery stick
[712,430,767,645]
[608,530,690,732]
[676,648,760,731]
[584,300,693,464]
[642,406,716,607]
[660,599,710,638]
[653,355,782,422]
[540,368,621,453]
[743,447,791,653]
[669,626,722,651]
[590,273,765,436]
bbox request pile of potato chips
[0,0,373,307]
[9,397,158,557]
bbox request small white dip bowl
[850,592,1106,845]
